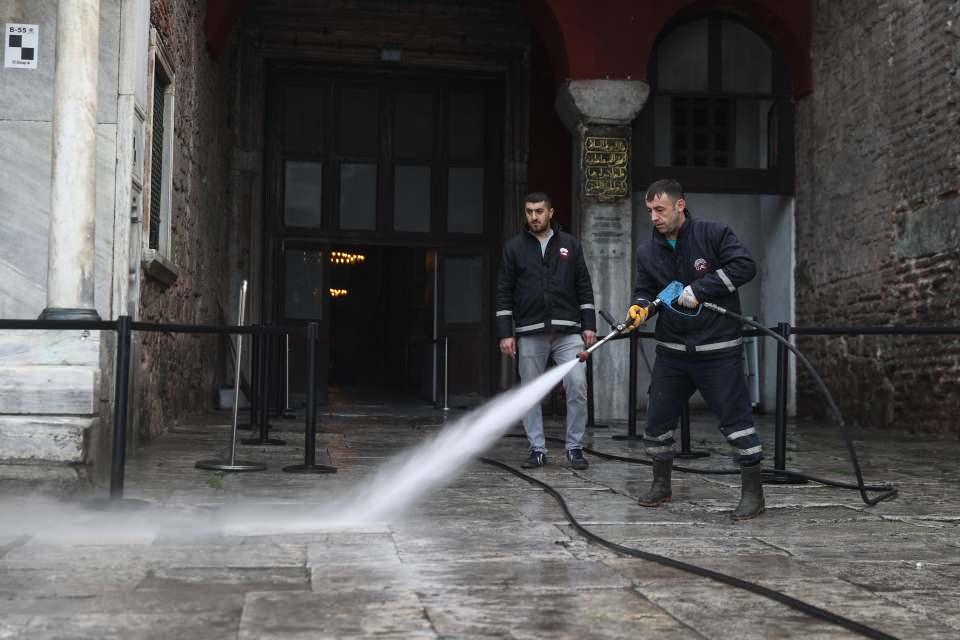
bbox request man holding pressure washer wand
[624,179,765,520]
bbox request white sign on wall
[5,24,39,69]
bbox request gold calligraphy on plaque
[583,136,629,201]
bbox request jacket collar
[526,222,560,241]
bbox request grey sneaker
[521,449,546,468]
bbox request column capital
[555,79,650,132]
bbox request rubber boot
[638,458,673,507]
[731,463,765,520]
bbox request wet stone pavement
[1,408,958,639]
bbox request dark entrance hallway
[326,245,433,406]
[265,64,504,409]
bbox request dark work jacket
[496,226,596,339]
[633,213,756,359]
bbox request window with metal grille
[149,69,168,250]
[639,14,795,194]
[670,97,732,168]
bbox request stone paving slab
[138,566,311,594]
[637,579,956,639]
[237,590,435,639]
[418,588,702,639]
[391,520,576,563]
[0,543,307,570]
[0,412,957,639]
[0,609,240,640]
[0,566,149,598]
[752,530,960,562]
[306,533,402,566]
[0,593,244,640]
[312,558,632,594]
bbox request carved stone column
[41,0,101,320]
[556,79,649,422]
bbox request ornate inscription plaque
[583,136,629,201]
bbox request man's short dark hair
[645,179,684,203]
[524,192,553,209]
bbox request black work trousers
[644,350,763,466]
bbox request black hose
[480,458,897,640]
[480,456,900,640]
[701,303,897,506]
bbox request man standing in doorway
[496,192,597,470]
[625,179,765,520]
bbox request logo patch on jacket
[694,258,708,273]
[559,247,570,260]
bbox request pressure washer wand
[577,309,629,361]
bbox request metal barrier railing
[4,305,959,501]
[0,298,338,501]
[585,321,960,481]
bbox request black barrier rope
[480,457,900,640]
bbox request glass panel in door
[282,245,330,406]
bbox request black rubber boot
[638,458,673,507]
[732,463,766,520]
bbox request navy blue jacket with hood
[633,212,756,358]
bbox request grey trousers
[517,332,587,453]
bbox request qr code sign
[5,24,39,69]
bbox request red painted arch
[522,0,812,97]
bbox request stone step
[0,329,101,366]
[0,415,93,463]
[0,365,99,414]
[0,460,88,496]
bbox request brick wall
[137,0,234,439]
[795,0,960,436]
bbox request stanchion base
[676,450,711,459]
[240,437,286,446]
[611,434,645,441]
[195,459,267,472]
[283,464,338,474]
[762,470,809,485]
[80,497,152,511]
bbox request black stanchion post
[774,321,790,470]
[243,326,285,446]
[110,315,132,498]
[81,315,149,509]
[765,321,806,484]
[285,322,336,474]
[257,327,270,424]
[246,329,259,430]
[613,332,643,441]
